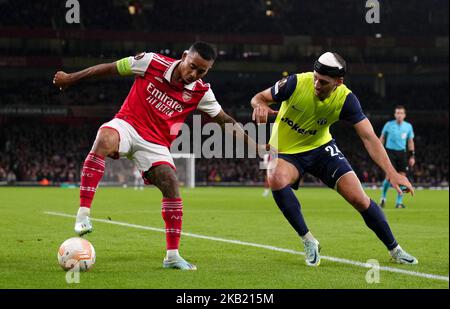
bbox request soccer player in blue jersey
[251,52,418,266]
[379,106,415,208]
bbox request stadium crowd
[1,0,447,36]
[0,120,448,186]
[1,78,448,112]
[0,0,447,187]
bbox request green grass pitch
[0,187,448,289]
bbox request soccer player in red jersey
[53,42,260,270]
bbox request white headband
[317,52,343,69]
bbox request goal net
[101,154,195,188]
[172,153,195,188]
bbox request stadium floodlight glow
[128,4,136,15]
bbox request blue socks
[272,187,398,250]
[382,178,405,205]
[396,192,404,205]
[272,186,309,237]
[381,179,390,199]
[360,200,398,250]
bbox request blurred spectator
[1,78,448,112]
[1,0,447,36]
[1,120,446,185]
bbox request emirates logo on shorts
[182,91,192,102]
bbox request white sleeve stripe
[130,52,154,76]
[152,57,170,68]
[274,81,280,95]
[152,54,171,65]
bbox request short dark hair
[189,41,217,61]
[395,105,406,111]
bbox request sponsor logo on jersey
[317,118,328,125]
[281,117,317,135]
[291,105,305,112]
[146,82,184,117]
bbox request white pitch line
[45,211,449,283]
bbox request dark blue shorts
[278,139,354,190]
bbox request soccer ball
[57,237,96,271]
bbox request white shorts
[99,118,175,173]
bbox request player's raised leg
[267,158,321,266]
[75,127,119,236]
[336,172,418,264]
[145,164,196,270]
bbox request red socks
[161,198,183,250]
[80,153,183,251]
[80,152,105,208]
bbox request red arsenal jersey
[115,52,222,148]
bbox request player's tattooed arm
[213,109,256,149]
[212,109,237,127]
[212,110,271,156]
[53,62,119,91]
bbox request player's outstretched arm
[213,109,257,150]
[354,118,414,195]
[212,109,273,156]
[53,62,119,90]
[250,88,278,124]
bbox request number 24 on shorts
[325,145,344,159]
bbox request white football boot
[163,256,197,270]
[390,246,418,265]
[303,239,321,267]
[74,207,93,236]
